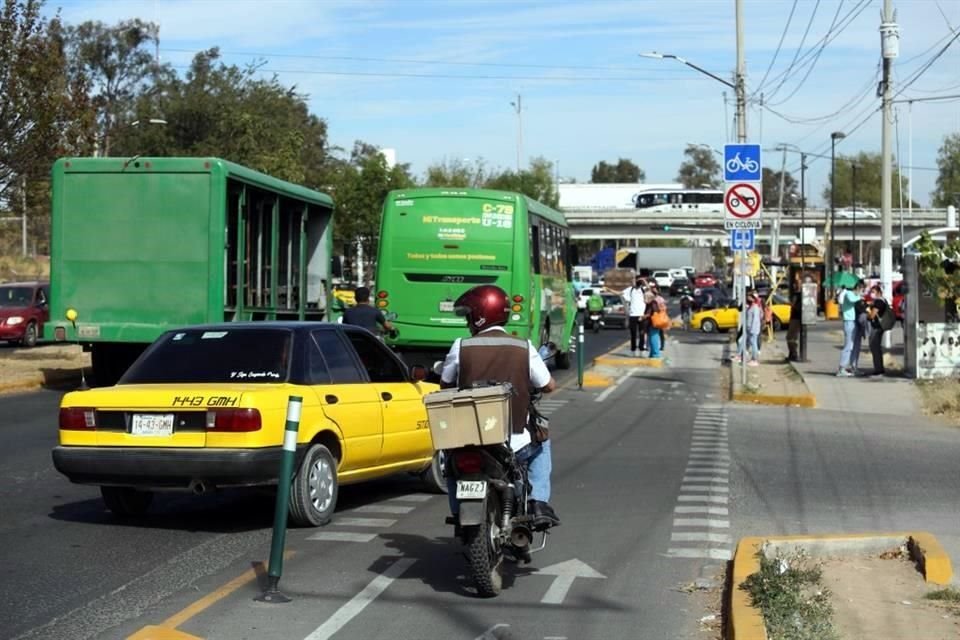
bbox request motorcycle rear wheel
[465,492,503,597]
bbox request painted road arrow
[536,558,607,604]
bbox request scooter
[587,311,603,333]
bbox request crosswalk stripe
[678,495,728,504]
[671,532,732,543]
[682,476,728,484]
[333,517,398,528]
[667,548,733,560]
[681,484,730,493]
[673,518,730,528]
[347,505,415,514]
[675,506,729,515]
[307,532,378,543]
[387,495,433,503]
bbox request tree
[65,18,159,155]
[931,133,960,208]
[423,157,489,188]
[710,240,727,271]
[484,157,559,208]
[0,0,95,254]
[821,151,911,209]
[591,158,645,183]
[761,167,802,212]
[676,145,721,189]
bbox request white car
[836,207,879,219]
[577,287,596,310]
[668,268,687,282]
[651,271,673,288]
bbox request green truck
[46,157,335,385]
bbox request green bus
[373,187,577,368]
[47,157,334,385]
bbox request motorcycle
[587,311,603,333]
[443,386,551,597]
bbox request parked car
[52,322,444,525]
[836,206,879,219]
[667,268,687,282]
[601,294,627,328]
[693,273,719,289]
[0,281,49,347]
[651,271,673,289]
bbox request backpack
[879,306,896,331]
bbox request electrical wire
[759,0,822,102]
[752,0,799,95]
[762,65,879,125]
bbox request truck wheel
[20,321,38,348]
[101,486,153,517]
[289,444,338,527]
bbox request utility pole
[880,1,899,348]
[735,0,746,144]
[799,152,808,362]
[852,163,858,264]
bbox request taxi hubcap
[308,456,334,513]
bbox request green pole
[256,394,302,604]
[577,323,584,389]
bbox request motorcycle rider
[440,284,561,528]
[586,290,605,328]
[342,286,395,336]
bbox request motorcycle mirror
[431,360,444,376]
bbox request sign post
[724,144,762,386]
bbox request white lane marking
[594,367,640,403]
[690,446,729,452]
[685,466,729,474]
[678,495,728,504]
[671,532,732,543]
[682,476,728,484]
[673,518,730,528]
[688,456,730,462]
[304,558,416,640]
[537,559,607,605]
[347,505,415,514]
[474,624,510,640]
[675,505,730,516]
[306,532,378,543]
[333,517,397,528]
[681,484,730,494]
[667,548,733,560]
[387,494,433,503]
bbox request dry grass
[0,255,49,283]
[916,378,960,425]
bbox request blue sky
[50,0,960,206]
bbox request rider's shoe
[529,500,561,528]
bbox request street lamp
[829,131,846,289]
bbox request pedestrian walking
[868,285,895,377]
[648,299,668,358]
[836,284,862,377]
[621,276,646,356]
[652,285,668,352]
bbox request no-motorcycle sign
[723,182,762,230]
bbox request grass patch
[0,255,48,282]
[924,587,960,603]
[740,546,840,640]
[916,378,960,425]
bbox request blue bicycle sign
[724,144,762,181]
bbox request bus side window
[531,225,541,275]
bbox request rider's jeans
[447,439,553,514]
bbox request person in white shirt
[621,275,647,356]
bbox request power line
[762,65,878,124]
[753,0,799,94]
[758,0,821,101]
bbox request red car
[693,273,719,289]
[0,281,49,347]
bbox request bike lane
[120,337,727,640]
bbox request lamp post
[829,131,846,292]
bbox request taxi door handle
[324,394,338,404]
[381,392,392,402]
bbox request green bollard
[255,394,303,604]
[577,323,585,389]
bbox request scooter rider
[586,290,605,327]
[440,284,560,528]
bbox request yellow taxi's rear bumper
[51,445,306,489]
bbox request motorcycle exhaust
[511,525,532,548]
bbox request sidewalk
[790,323,922,417]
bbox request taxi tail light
[454,450,483,474]
[206,408,262,432]
[60,407,96,430]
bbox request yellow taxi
[52,322,442,526]
[691,295,791,333]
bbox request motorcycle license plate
[456,481,487,499]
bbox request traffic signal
[648,225,672,231]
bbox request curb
[729,531,954,640]
[594,355,664,369]
[731,390,816,408]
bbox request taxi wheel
[773,317,783,331]
[100,486,153,517]
[421,450,448,494]
[289,444,338,527]
[701,319,718,333]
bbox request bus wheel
[555,350,571,369]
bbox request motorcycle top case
[423,385,513,450]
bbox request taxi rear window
[121,329,292,384]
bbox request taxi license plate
[131,414,174,436]
[455,481,487,500]
[439,300,455,312]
